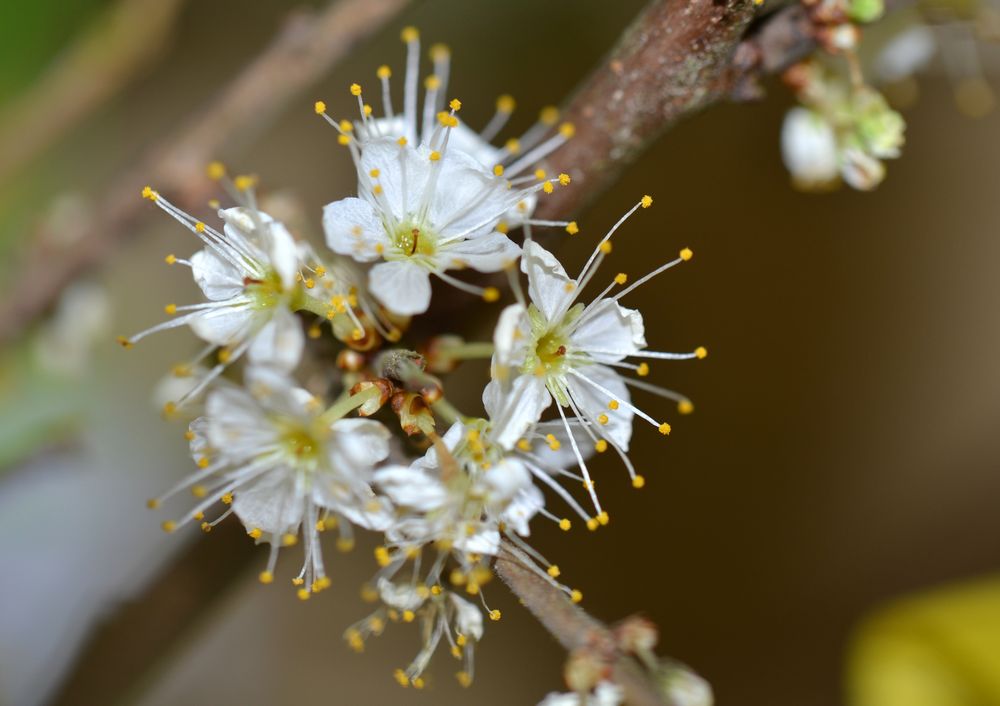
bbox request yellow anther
[449,568,467,586]
[695,346,708,359]
[637,362,650,377]
[658,422,671,435]
[497,94,515,112]
[451,645,461,658]
[360,583,378,602]
[164,254,177,265]
[351,328,364,341]
[599,241,612,254]
[363,104,373,116]
[292,577,304,586]
[430,42,450,59]
[540,106,559,125]
[297,588,310,601]
[208,199,220,208]
[206,161,226,180]
[482,287,500,302]
[258,571,274,584]
[517,438,531,452]
[425,74,441,90]
[191,484,207,498]
[558,173,571,186]
[680,247,693,261]
[570,589,583,603]
[456,671,473,688]
[304,278,315,289]
[431,584,442,595]
[558,122,576,138]
[493,164,504,177]
[338,134,351,146]
[337,537,355,552]
[429,151,441,162]
[614,273,627,285]
[542,181,554,194]
[282,533,298,547]
[547,565,561,578]
[350,83,362,96]
[162,401,177,417]
[594,439,608,453]
[377,65,392,79]
[401,26,419,42]
[372,184,383,194]
[566,221,579,235]
[641,194,653,208]
[338,119,353,133]
[393,668,410,687]
[161,520,176,533]
[200,522,212,533]
[233,175,256,192]
[192,221,206,234]
[586,518,599,531]
[323,516,338,531]
[678,400,694,414]
[412,677,425,690]
[369,168,381,178]
[449,98,462,112]
[183,429,195,440]
[559,518,572,531]
[141,185,157,201]
[164,303,177,315]
[193,511,204,521]
[597,511,610,526]
[308,325,321,339]
[489,609,501,621]
[598,414,609,425]
[402,610,415,623]
[608,401,620,412]
[456,634,468,647]
[314,100,326,114]
[374,546,391,567]
[249,527,263,539]
[632,475,646,489]
[505,137,521,154]
[146,498,159,509]
[221,493,233,505]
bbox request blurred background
[1,0,1000,704]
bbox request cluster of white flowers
[126,27,704,694]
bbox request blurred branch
[0,0,188,188]
[535,0,903,219]
[0,0,413,346]
[495,540,676,706]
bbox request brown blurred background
[2,1,1000,705]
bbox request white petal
[565,364,634,452]
[455,528,500,556]
[570,300,646,363]
[530,419,597,469]
[449,593,484,640]
[190,249,243,301]
[322,197,388,263]
[328,418,392,470]
[359,138,430,219]
[188,304,258,346]
[368,260,432,315]
[265,220,300,288]
[522,240,577,323]
[484,374,551,449]
[205,386,276,457]
[232,470,304,536]
[378,577,427,611]
[491,303,530,374]
[247,307,303,372]
[442,230,521,272]
[480,457,531,502]
[502,484,544,536]
[373,464,448,512]
[427,149,507,238]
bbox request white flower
[124,188,311,407]
[486,199,704,521]
[317,27,578,230]
[538,681,625,706]
[323,135,537,315]
[148,367,392,597]
[374,422,540,556]
[781,108,839,190]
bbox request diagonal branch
[0,0,413,346]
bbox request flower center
[279,422,327,464]
[244,268,285,309]
[535,331,568,371]
[392,221,438,259]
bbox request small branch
[0,0,412,346]
[495,540,676,706]
[0,0,188,188]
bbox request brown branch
[0,0,413,346]
[495,540,677,706]
[0,0,189,188]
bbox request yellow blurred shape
[848,575,1000,706]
